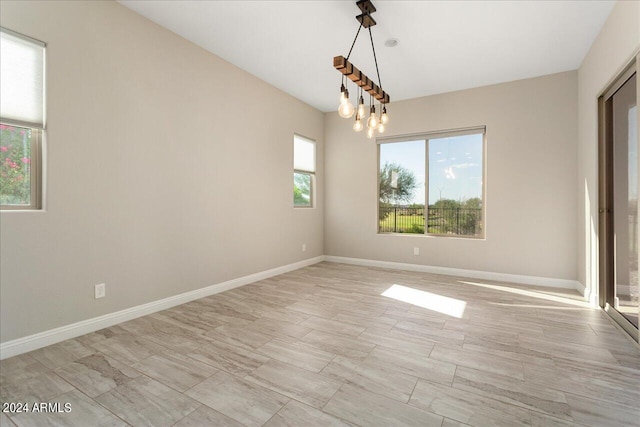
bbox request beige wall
[325,71,578,280]
[0,1,324,342]
[577,1,639,303]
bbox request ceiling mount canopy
[334,0,390,138]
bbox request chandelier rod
[346,21,364,61]
[368,25,382,92]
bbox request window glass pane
[379,140,425,233]
[294,136,315,172]
[611,74,638,328]
[0,29,45,128]
[428,133,483,236]
[0,124,32,206]
[294,172,312,207]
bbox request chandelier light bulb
[339,101,355,118]
[357,96,365,118]
[366,127,375,139]
[338,87,355,118]
[378,123,385,133]
[367,108,379,129]
[353,116,363,132]
[381,106,389,125]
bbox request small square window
[294,172,312,207]
[1,27,45,210]
[293,135,315,208]
[0,124,41,209]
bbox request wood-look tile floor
[1,262,639,426]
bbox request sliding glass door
[600,63,639,341]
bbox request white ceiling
[118,0,615,112]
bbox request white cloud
[450,162,479,169]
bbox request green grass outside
[379,212,425,233]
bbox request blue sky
[379,134,483,205]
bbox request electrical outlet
[413,247,419,255]
[95,283,106,299]
[302,243,307,252]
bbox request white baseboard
[324,255,586,295]
[575,280,587,297]
[0,256,324,360]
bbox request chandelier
[334,0,390,139]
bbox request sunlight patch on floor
[381,284,467,318]
[489,302,592,310]
[459,280,593,308]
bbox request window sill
[378,232,485,240]
[1,209,46,213]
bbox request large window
[293,134,315,208]
[0,28,45,210]
[378,127,485,237]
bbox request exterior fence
[379,206,482,236]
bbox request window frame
[0,27,45,211]
[376,126,486,238]
[293,134,316,209]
